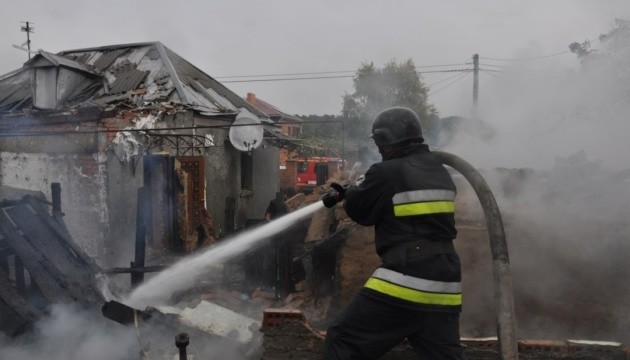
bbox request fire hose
[433,151,518,360]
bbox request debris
[0,189,103,336]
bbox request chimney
[246,92,256,105]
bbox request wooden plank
[0,266,41,327]
[0,208,71,303]
[6,203,102,304]
[25,196,100,274]
[177,156,205,230]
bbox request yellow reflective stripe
[364,278,462,306]
[393,201,455,217]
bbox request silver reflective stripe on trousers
[392,189,456,205]
[371,268,462,294]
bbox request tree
[295,114,345,159]
[570,18,630,66]
[569,18,630,104]
[341,59,439,146]
[568,40,593,59]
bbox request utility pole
[472,53,479,118]
[20,21,34,60]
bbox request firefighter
[322,107,468,360]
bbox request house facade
[244,93,306,190]
[0,42,284,266]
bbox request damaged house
[0,42,291,267]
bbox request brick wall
[280,161,297,191]
[73,154,98,177]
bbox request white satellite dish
[228,115,264,152]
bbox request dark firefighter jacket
[344,143,462,312]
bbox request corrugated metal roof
[93,49,126,71]
[161,45,269,119]
[0,42,270,122]
[247,96,303,123]
[109,69,148,94]
[26,51,98,76]
[0,71,32,112]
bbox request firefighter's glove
[321,182,346,208]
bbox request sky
[2,0,630,118]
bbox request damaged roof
[0,42,268,120]
[247,96,302,123]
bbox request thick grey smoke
[442,25,630,343]
[0,302,258,360]
[0,304,137,360]
[443,40,630,170]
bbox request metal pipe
[101,300,150,325]
[131,187,149,286]
[432,151,518,360]
[175,332,190,360]
[51,182,62,216]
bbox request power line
[220,69,472,83]
[221,75,354,83]
[483,36,603,62]
[214,63,470,79]
[427,72,470,87]
[481,50,571,62]
[481,69,507,81]
[429,71,471,96]
[415,62,470,69]
[479,62,545,72]
[479,63,558,77]
[479,68,545,76]
[216,70,355,79]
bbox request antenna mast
[20,21,35,60]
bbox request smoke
[0,302,258,360]
[0,304,137,360]
[445,26,630,343]
[442,42,630,170]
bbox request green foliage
[571,18,630,64]
[569,18,630,104]
[569,40,593,59]
[341,59,439,145]
[293,59,442,158]
[294,114,346,158]
[547,17,630,169]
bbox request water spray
[125,201,325,308]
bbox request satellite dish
[229,115,264,152]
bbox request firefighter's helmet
[370,107,424,146]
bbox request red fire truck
[292,157,342,191]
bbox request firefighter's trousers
[324,292,468,360]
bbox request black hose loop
[433,151,519,360]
